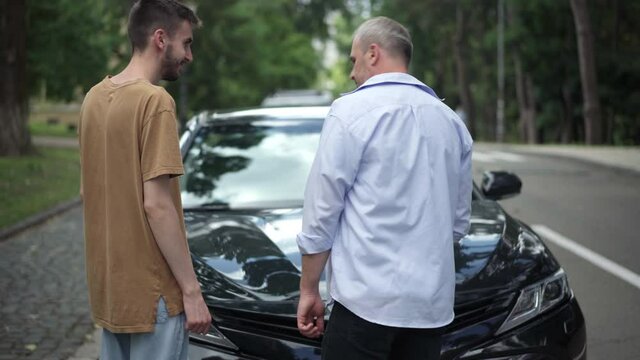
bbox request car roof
[209,106,331,121]
[261,89,333,107]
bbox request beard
[160,45,185,82]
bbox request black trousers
[321,302,443,360]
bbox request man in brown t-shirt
[78,1,211,358]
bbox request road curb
[507,148,640,177]
[0,197,82,242]
[475,142,640,176]
[33,135,79,148]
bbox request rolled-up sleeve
[297,114,363,255]
[453,141,473,242]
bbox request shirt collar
[341,72,439,99]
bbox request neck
[370,57,408,78]
[376,63,408,75]
[112,51,161,85]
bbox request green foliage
[23,0,638,144]
[26,0,341,113]
[165,0,340,113]
[321,11,362,96]
[0,148,80,229]
[27,0,114,101]
[591,0,640,144]
[29,121,77,138]
[293,0,348,39]
[368,0,639,144]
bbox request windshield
[181,118,323,209]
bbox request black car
[179,106,586,360]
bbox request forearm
[300,251,330,295]
[453,149,473,241]
[146,203,201,296]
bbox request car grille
[447,291,515,331]
[212,306,322,347]
[211,292,515,346]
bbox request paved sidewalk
[0,206,94,360]
[33,136,78,149]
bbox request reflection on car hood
[184,200,559,313]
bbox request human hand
[183,290,212,335]
[297,292,325,338]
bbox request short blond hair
[354,17,412,66]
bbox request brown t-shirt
[79,76,186,333]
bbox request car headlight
[496,269,571,334]
[189,326,239,351]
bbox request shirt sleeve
[453,142,473,242]
[296,114,364,255]
[140,108,184,182]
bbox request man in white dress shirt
[296,16,473,359]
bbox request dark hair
[127,0,199,53]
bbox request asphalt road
[473,143,640,360]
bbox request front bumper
[188,297,586,360]
[453,296,586,359]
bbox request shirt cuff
[296,232,333,255]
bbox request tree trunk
[514,55,526,141]
[561,83,575,143]
[524,75,537,143]
[570,0,603,144]
[612,0,619,54]
[435,40,447,97]
[513,54,537,144]
[0,0,32,156]
[453,4,476,137]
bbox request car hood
[184,200,559,313]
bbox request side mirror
[481,171,522,200]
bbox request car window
[181,116,478,209]
[181,118,323,209]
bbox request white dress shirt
[297,72,473,328]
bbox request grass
[0,147,80,229]
[29,121,78,138]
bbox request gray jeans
[100,297,188,360]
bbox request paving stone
[37,339,58,352]
[0,207,94,359]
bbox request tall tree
[590,0,640,145]
[453,2,476,138]
[513,56,537,143]
[506,1,536,143]
[1,0,32,156]
[570,0,603,144]
[506,0,582,143]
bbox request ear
[151,28,168,50]
[368,43,380,66]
